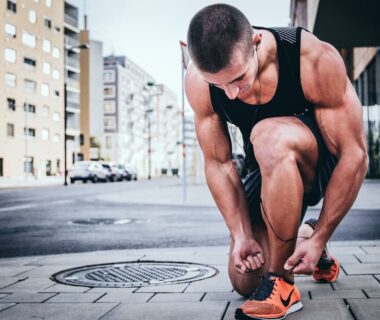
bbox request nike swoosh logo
[280,288,294,307]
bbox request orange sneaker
[304,218,340,283]
[235,272,303,320]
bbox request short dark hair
[187,4,253,73]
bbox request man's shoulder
[185,64,213,116]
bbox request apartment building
[290,0,380,177]
[64,0,82,167]
[0,0,64,178]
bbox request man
[185,4,368,320]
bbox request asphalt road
[0,179,379,258]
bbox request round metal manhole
[51,261,218,288]
[68,218,139,225]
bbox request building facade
[0,0,65,178]
[290,0,380,177]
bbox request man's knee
[250,121,298,174]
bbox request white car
[69,161,108,184]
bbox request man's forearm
[205,160,253,239]
[312,153,368,245]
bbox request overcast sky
[71,0,291,99]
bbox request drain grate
[68,218,136,225]
[51,261,218,288]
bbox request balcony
[65,37,80,48]
[64,14,78,28]
[66,57,80,69]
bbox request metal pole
[24,102,28,182]
[148,109,151,180]
[181,65,187,201]
[64,82,68,186]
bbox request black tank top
[209,26,313,169]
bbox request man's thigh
[251,116,320,193]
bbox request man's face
[199,48,258,100]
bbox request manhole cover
[69,218,136,225]
[51,261,218,288]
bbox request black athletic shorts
[242,114,337,225]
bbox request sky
[71,0,291,100]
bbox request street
[0,178,379,258]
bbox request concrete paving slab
[290,299,353,320]
[0,266,38,277]
[101,301,228,320]
[310,288,366,299]
[15,265,80,277]
[330,254,361,263]
[139,254,228,266]
[185,267,233,293]
[355,253,380,263]
[202,292,244,303]
[329,247,367,255]
[332,275,380,290]
[294,276,333,292]
[0,277,56,293]
[362,246,380,254]
[222,300,241,320]
[40,283,90,293]
[363,288,380,298]
[0,292,56,303]
[134,283,189,293]
[0,303,15,312]
[86,287,136,294]
[0,302,119,320]
[347,298,380,320]
[343,263,380,275]
[96,292,153,303]
[375,275,380,282]
[45,292,104,303]
[148,292,203,302]
[0,277,24,289]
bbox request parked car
[101,162,124,182]
[69,161,107,184]
[118,164,132,181]
[124,165,138,181]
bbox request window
[7,0,16,13]
[54,90,59,97]
[5,48,16,63]
[0,158,3,177]
[45,0,51,7]
[104,117,116,129]
[41,128,49,140]
[22,32,36,48]
[52,47,59,58]
[44,17,51,29]
[103,70,115,82]
[7,123,14,137]
[5,73,16,87]
[104,86,115,97]
[24,128,36,137]
[42,105,49,117]
[52,69,59,79]
[103,101,116,113]
[41,83,49,96]
[106,136,112,149]
[53,133,60,143]
[53,112,60,122]
[43,62,51,74]
[7,98,16,111]
[42,39,51,53]
[5,23,16,37]
[24,57,36,68]
[24,157,34,174]
[23,79,36,93]
[24,103,36,113]
[29,10,37,24]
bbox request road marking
[0,199,74,212]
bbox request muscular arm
[185,65,253,240]
[301,33,369,245]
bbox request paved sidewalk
[0,241,379,319]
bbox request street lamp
[64,43,89,186]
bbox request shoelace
[249,273,277,301]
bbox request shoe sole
[235,301,303,320]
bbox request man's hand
[284,238,324,274]
[232,237,265,274]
